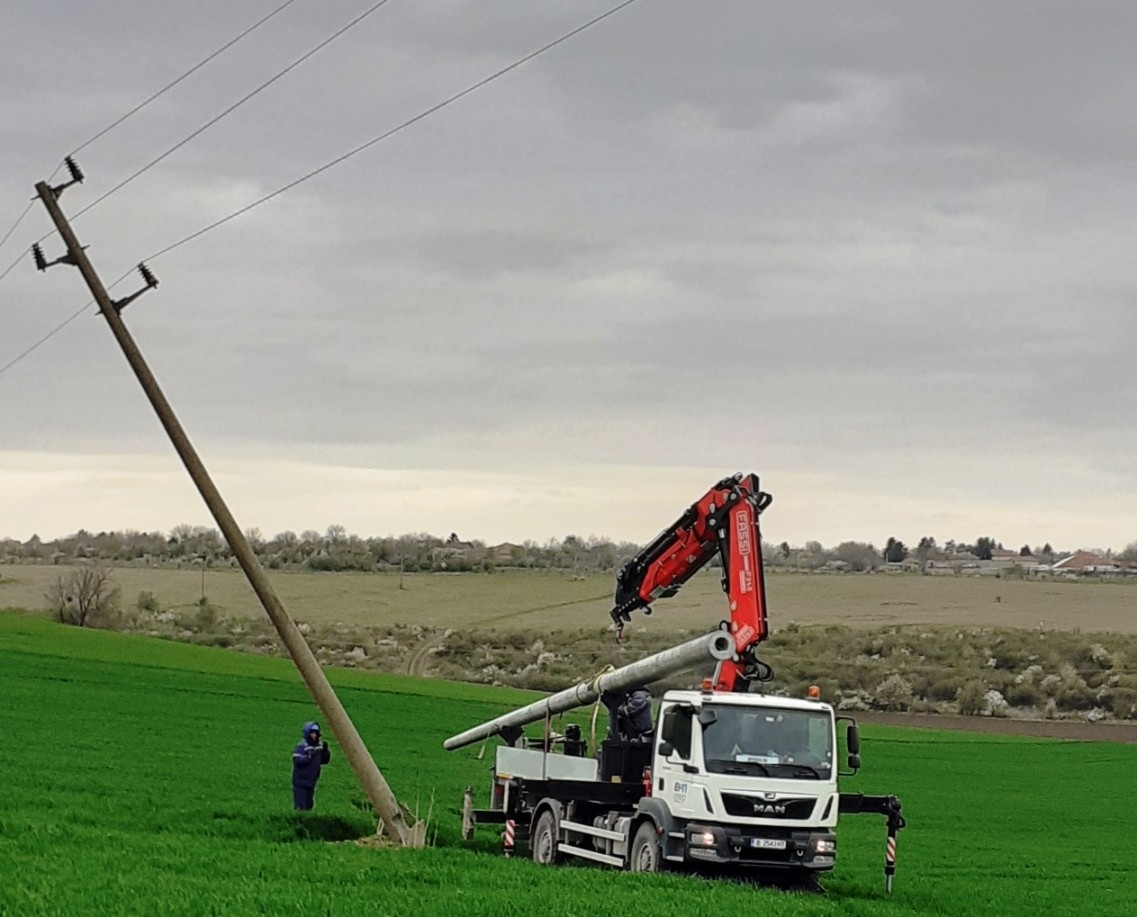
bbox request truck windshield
[700,706,833,780]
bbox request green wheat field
[2,610,1134,915]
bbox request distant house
[924,551,981,573]
[988,549,1036,566]
[1051,550,1122,575]
[983,550,1038,573]
[432,539,482,565]
[491,542,523,564]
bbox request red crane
[609,472,774,691]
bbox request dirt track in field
[855,711,1137,744]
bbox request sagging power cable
[0,0,642,380]
[70,0,301,158]
[69,0,396,224]
[0,267,135,380]
[0,0,300,265]
[144,0,641,263]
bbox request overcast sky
[2,1,1135,552]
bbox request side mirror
[847,753,861,772]
[846,723,861,755]
[697,708,718,727]
[658,741,675,758]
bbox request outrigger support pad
[838,793,906,893]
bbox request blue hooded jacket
[292,721,332,788]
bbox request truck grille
[721,794,815,820]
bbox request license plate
[750,838,786,850]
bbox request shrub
[44,567,121,627]
[956,680,988,715]
[1107,689,1137,719]
[873,674,914,711]
[196,599,219,629]
[1005,682,1043,708]
[925,676,964,703]
[1056,683,1097,712]
[136,591,160,614]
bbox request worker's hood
[302,721,321,740]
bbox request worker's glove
[321,740,328,750]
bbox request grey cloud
[2,0,1135,542]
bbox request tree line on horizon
[3,525,1136,575]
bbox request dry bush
[956,681,988,715]
[44,566,121,627]
[873,674,915,711]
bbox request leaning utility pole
[33,161,423,847]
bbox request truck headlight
[689,831,716,847]
[813,838,836,854]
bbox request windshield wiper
[786,764,822,779]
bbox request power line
[0,243,34,286]
[69,0,396,224]
[0,163,63,277]
[0,268,135,380]
[0,202,35,254]
[0,300,95,379]
[70,0,301,157]
[0,0,642,381]
[146,0,642,263]
[0,1,298,265]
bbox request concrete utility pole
[34,167,423,847]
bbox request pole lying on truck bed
[444,630,733,751]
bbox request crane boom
[608,472,773,691]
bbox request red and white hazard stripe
[886,834,897,865]
[504,819,516,857]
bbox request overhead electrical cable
[68,0,396,224]
[145,0,641,263]
[70,0,301,157]
[0,243,36,285]
[0,301,95,378]
[0,269,134,380]
[0,163,64,282]
[0,0,641,381]
[0,0,299,265]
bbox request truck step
[560,819,625,842]
[558,843,624,867]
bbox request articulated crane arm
[608,473,773,692]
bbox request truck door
[656,705,703,820]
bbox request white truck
[448,475,905,888]
[460,682,902,887]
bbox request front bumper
[682,823,837,870]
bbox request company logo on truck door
[673,781,689,803]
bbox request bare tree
[45,567,121,627]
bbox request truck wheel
[629,821,662,873]
[531,811,562,866]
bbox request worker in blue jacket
[292,721,332,810]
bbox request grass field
[3,563,1135,634]
[3,610,1136,915]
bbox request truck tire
[629,821,662,873]
[531,810,562,866]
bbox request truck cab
[646,689,847,871]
